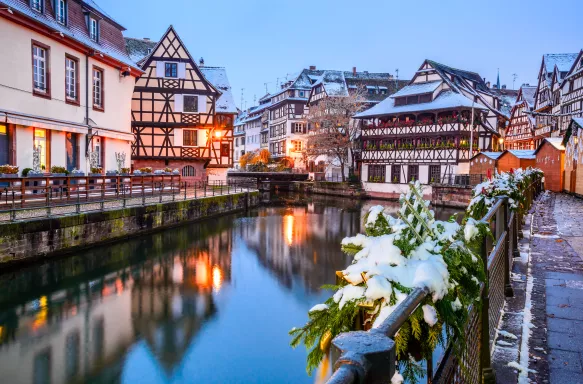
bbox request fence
[0,175,253,222]
[327,178,542,384]
[438,174,487,187]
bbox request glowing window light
[212,265,223,292]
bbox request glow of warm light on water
[212,265,223,292]
[284,214,294,245]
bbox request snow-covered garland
[290,168,542,383]
[467,167,543,219]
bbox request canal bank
[0,191,260,267]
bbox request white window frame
[89,17,98,42]
[294,123,304,133]
[33,45,47,93]
[92,68,103,108]
[55,0,66,25]
[31,0,43,13]
[65,57,76,100]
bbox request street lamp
[498,137,504,151]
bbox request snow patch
[498,330,518,340]
[422,304,438,326]
[391,371,404,384]
[309,304,329,313]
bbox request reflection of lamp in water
[32,296,49,330]
[284,214,294,245]
[212,265,223,292]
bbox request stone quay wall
[0,191,259,267]
[293,181,366,198]
[431,184,473,208]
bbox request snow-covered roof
[520,86,537,108]
[390,81,441,98]
[354,90,489,118]
[2,0,140,71]
[200,67,237,114]
[318,71,348,96]
[544,53,579,73]
[473,151,503,160]
[125,37,157,64]
[544,138,565,150]
[504,150,536,159]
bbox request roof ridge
[426,59,481,77]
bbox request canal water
[0,194,460,384]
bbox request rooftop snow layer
[200,67,237,113]
[125,37,157,63]
[544,53,579,73]
[478,152,503,160]
[506,150,536,159]
[390,81,441,98]
[355,90,489,118]
[521,86,537,108]
[544,137,566,150]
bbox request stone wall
[431,184,473,208]
[0,192,259,267]
[293,181,366,198]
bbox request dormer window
[55,0,66,25]
[31,0,43,13]
[89,17,98,42]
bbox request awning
[5,113,88,134]
[95,128,134,141]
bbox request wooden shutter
[156,61,165,78]
[177,63,186,78]
[198,96,206,113]
[174,94,183,112]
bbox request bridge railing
[327,179,542,384]
[0,176,254,222]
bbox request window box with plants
[0,165,19,178]
[106,170,119,177]
[367,176,385,183]
[89,167,103,190]
[120,167,131,176]
[135,167,152,176]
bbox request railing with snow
[326,179,542,384]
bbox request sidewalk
[493,192,583,383]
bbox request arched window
[182,165,196,177]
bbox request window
[299,91,305,97]
[32,43,49,96]
[184,96,198,113]
[182,165,196,177]
[183,130,197,146]
[34,128,47,169]
[293,123,305,133]
[92,67,103,110]
[89,17,98,42]
[31,0,43,13]
[0,125,8,166]
[391,165,400,183]
[395,97,406,106]
[55,0,66,24]
[165,62,177,78]
[368,165,385,182]
[429,165,441,183]
[408,165,419,182]
[221,143,230,157]
[65,56,78,103]
[292,140,302,152]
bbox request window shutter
[156,61,165,78]
[174,94,183,112]
[173,128,183,147]
[198,96,207,113]
[178,63,186,78]
[302,124,307,134]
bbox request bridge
[227,172,309,192]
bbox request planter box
[89,173,103,177]
[106,172,118,176]
[1,174,18,178]
[51,173,66,177]
[70,173,85,177]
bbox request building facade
[0,0,142,174]
[504,85,537,149]
[125,27,237,181]
[355,60,504,198]
[558,50,583,134]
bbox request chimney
[143,38,150,41]
[309,65,316,70]
[199,57,205,66]
[502,84,507,89]
[486,81,491,88]
[353,67,357,75]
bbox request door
[66,132,78,171]
[0,124,8,165]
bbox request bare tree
[305,86,367,181]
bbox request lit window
[89,18,98,42]
[165,62,177,78]
[34,128,47,168]
[183,130,197,146]
[32,45,47,93]
[55,0,66,24]
[292,140,302,151]
[65,57,77,101]
[92,68,103,109]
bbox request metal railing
[327,179,542,384]
[436,174,487,187]
[0,175,254,222]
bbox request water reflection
[0,195,460,384]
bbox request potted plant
[120,167,131,176]
[50,165,67,177]
[89,167,103,177]
[153,169,166,175]
[164,167,172,174]
[0,164,19,178]
[139,167,153,175]
[70,168,85,177]
[172,168,180,175]
[106,169,119,176]
[133,169,142,176]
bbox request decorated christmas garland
[290,168,543,383]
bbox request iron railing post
[480,218,495,384]
[10,191,15,222]
[498,196,514,297]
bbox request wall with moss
[293,181,366,198]
[0,192,259,267]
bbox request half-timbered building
[504,85,537,149]
[558,50,583,134]
[354,60,504,198]
[125,27,237,181]
[533,53,578,142]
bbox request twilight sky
[99,0,582,110]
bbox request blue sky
[99,0,582,109]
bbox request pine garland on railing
[290,168,543,383]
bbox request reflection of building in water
[242,205,358,293]
[0,225,233,384]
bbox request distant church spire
[496,68,500,89]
